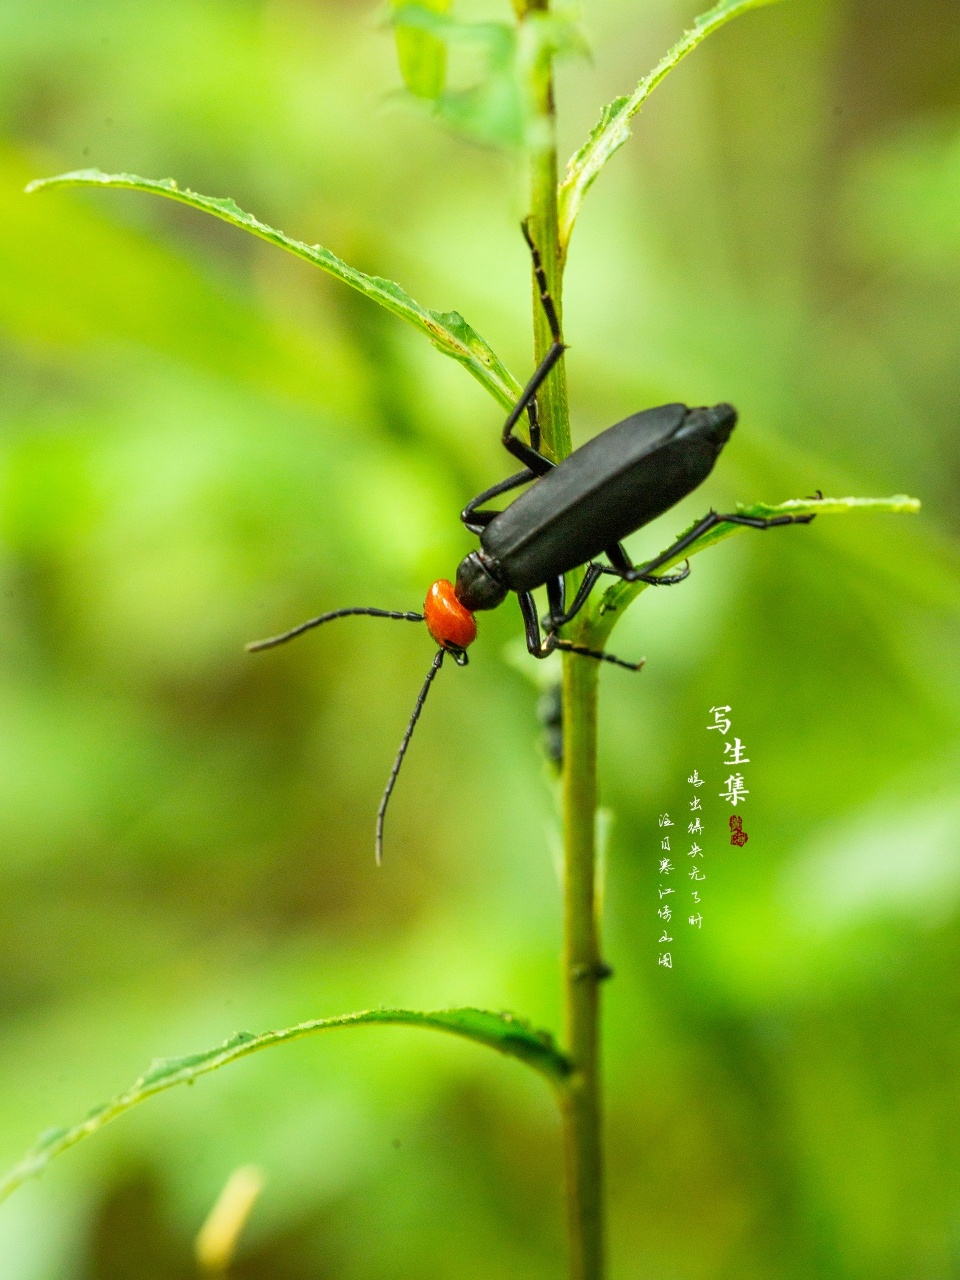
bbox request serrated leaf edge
[558,0,785,249]
[26,170,522,411]
[0,1007,570,1204]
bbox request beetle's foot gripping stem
[599,560,691,587]
[494,219,566,468]
[520,217,562,346]
[714,512,817,530]
[642,559,691,585]
[543,632,645,673]
[518,587,643,671]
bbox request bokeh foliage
[0,0,958,1277]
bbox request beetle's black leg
[546,575,565,622]
[604,542,632,575]
[603,541,691,586]
[518,590,545,655]
[546,563,606,628]
[521,586,643,671]
[499,221,567,474]
[623,509,815,581]
[461,467,536,534]
[619,514,724,579]
[527,397,541,454]
[501,350,564,474]
[521,219,562,346]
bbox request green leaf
[392,10,524,149]
[26,170,522,411]
[558,0,784,250]
[0,146,340,408]
[0,1007,570,1204]
[390,8,587,151]
[590,495,922,644]
[392,0,451,99]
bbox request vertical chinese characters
[657,812,674,967]
[686,769,705,927]
[657,710,755,967]
[708,706,751,838]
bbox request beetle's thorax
[454,550,508,612]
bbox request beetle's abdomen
[480,403,736,591]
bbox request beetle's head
[423,578,477,664]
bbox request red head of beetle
[424,579,477,655]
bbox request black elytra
[463,401,736,599]
[248,222,815,859]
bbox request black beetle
[249,224,813,858]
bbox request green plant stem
[529,156,568,462]
[560,655,604,1280]
[522,0,570,464]
[521,3,605,1276]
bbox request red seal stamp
[729,814,749,846]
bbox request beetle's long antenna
[376,648,445,864]
[246,607,425,653]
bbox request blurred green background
[1,0,959,1276]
